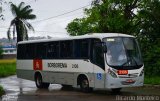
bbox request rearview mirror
[94,42,107,53]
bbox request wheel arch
[77,74,89,86]
[34,71,42,80]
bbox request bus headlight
[139,69,144,76]
[108,69,117,78]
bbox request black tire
[80,78,93,93]
[111,88,122,93]
[35,74,50,89]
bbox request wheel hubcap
[82,80,88,88]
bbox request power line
[31,4,90,24]
[45,14,84,27]
[0,30,66,34]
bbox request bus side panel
[42,60,105,88]
[17,59,94,86]
[17,59,105,89]
[42,71,74,85]
[17,69,35,81]
[17,60,34,81]
[57,72,74,85]
[43,60,95,87]
[93,64,105,89]
[42,72,59,84]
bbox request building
[1,46,17,59]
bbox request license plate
[126,79,135,83]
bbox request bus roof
[18,33,134,44]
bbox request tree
[67,0,142,36]
[0,1,3,19]
[66,18,96,36]
[0,0,7,20]
[66,0,160,38]
[7,2,36,43]
[66,0,160,76]
[136,0,160,76]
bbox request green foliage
[142,40,160,76]
[66,0,142,35]
[7,2,36,42]
[145,76,160,85]
[66,0,160,78]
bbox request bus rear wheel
[80,78,93,93]
[35,74,50,89]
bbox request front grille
[121,80,136,85]
[118,73,139,78]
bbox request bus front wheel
[80,78,93,93]
[35,74,50,89]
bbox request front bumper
[105,74,144,89]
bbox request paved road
[0,75,160,101]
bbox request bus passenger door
[92,41,105,88]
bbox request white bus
[17,33,144,92]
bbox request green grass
[144,76,160,85]
[0,59,16,77]
[0,59,16,96]
[0,85,5,96]
[0,59,16,64]
[0,62,16,77]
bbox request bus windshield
[103,37,143,70]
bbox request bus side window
[43,44,48,59]
[81,39,89,58]
[36,43,41,59]
[26,44,35,59]
[47,44,53,59]
[92,39,105,70]
[74,39,89,59]
[60,41,73,58]
[17,44,26,59]
[25,44,29,59]
[47,42,60,59]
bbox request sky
[0,0,92,38]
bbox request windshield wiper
[131,56,138,67]
[121,56,138,67]
[121,58,130,66]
